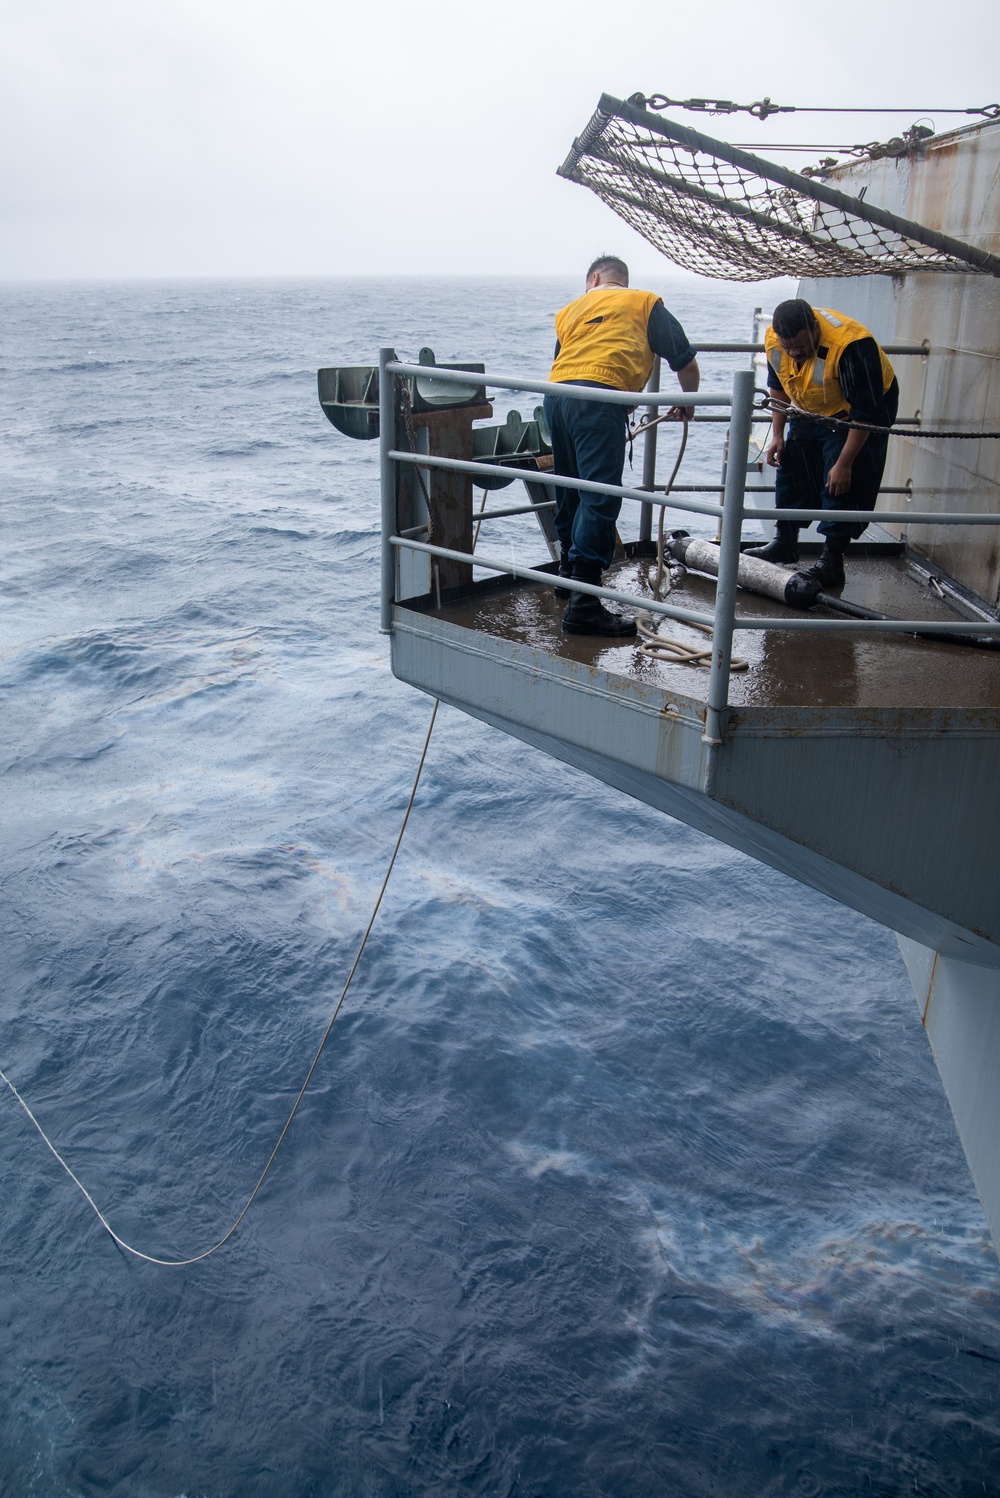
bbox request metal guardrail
[388,540,992,638]
[391,450,974,524]
[378,350,1000,746]
[386,358,736,406]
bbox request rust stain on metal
[413,406,494,593]
[922,950,940,1028]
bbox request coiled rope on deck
[629,414,749,672]
[0,700,440,1267]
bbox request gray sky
[2,0,998,279]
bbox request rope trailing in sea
[0,700,440,1267]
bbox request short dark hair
[772,299,817,338]
[587,255,629,283]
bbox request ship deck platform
[390,544,1000,964]
[422,548,1000,714]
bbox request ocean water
[1,276,998,1498]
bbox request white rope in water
[0,700,440,1268]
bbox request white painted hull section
[899,938,1000,1256]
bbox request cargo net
[565,111,987,282]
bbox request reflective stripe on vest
[765,307,895,417]
[550,287,661,392]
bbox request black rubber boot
[553,550,573,599]
[744,521,800,565]
[794,538,848,591]
[562,559,637,637]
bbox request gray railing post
[705,368,755,745]
[378,346,396,633]
[639,356,661,543]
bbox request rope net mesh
[565,111,986,282]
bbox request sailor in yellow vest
[543,256,700,635]
[748,299,898,590]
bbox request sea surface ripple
[1,277,998,1496]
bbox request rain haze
[2,0,999,281]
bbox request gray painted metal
[390,539,1000,636]
[710,500,1000,526]
[378,347,396,633]
[390,449,724,521]
[318,366,380,439]
[473,500,556,521]
[694,414,922,425]
[390,541,715,627]
[391,452,998,527]
[517,478,561,556]
[706,368,755,742]
[746,487,914,496]
[630,484,914,495]
[471,409,550,491]
[639,356,661,543]
[899,938,1000,1257]
[390,605,1000,965]
[386,361,735,407]
[690,342,929,355]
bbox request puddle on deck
[427,553,1000,711]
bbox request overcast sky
[2,0,998,280]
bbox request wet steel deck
[427,552,1000,712]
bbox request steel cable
[759,394,1000,440]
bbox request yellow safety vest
[765,307,895,417]
[550,287,661,392]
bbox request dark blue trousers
[543,388,628,569]
[775,406,895,543]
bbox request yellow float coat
[765,307,895,417]
[550,288,661,392]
